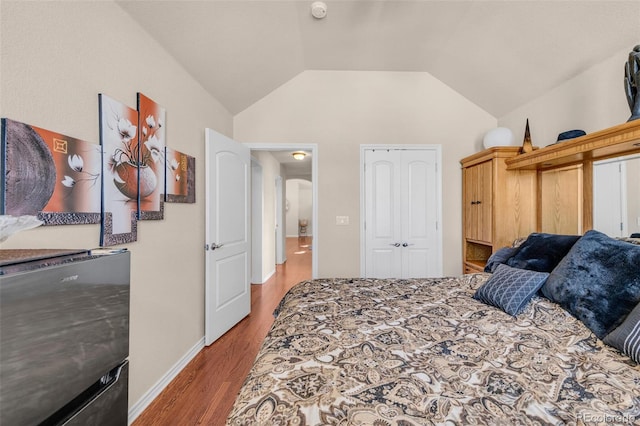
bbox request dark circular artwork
[4,119,56,215]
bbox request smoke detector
[311,1,327,19]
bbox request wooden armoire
[460,147,537,273]
[461,120,640,273]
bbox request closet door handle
[402,242,414,247]
[389,243,401,247]
[206,243,224,251]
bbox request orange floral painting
[99,94,139,245]
[137,93,166,220]
[1,118,101,225]
[165,147,195,203]
[2,92,176,246]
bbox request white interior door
[364,147,441,278]
[594,159,627,237]
[364,150,402,278]
[402,151,439,277]
[205,129,251,346]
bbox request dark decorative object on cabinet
[520,119,534,153]
[624,45,640,122]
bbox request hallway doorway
[245,143,318,280]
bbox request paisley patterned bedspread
[227,275,640,425]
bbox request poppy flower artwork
[99,94,140,246]
[1,118,102,225]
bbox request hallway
[133,237,312,425]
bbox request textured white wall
[498,47,631,147]
[234,70,497,277]
[0,0,232,413]
[498,47,638,237]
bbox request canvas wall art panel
[137,93,166,220]
[1,118,101,225]
[165,147,196,203]
[99,94,139,246]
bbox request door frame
[244,143,318,279]
[275,176,285,264]
[359,144,443,277]
[251,158,264,283]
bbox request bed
[227,231,640,425]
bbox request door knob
[389,243,401,247]
[206,243,224,251]
[402,242,415,247]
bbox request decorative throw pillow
[604,302,640,363]
[484,246,518,273]
[541,230,640,339]
[473,264,549,316]
[506,233,581,272]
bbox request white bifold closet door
[364,148,440,278]
[593,159,627,237]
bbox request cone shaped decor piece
[520,119,534,154]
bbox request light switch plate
[336,216,349,225]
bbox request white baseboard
[251,268,276,285]
[128,337,205,425]
[262,268,276,284]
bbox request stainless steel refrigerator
[0,248,130,425]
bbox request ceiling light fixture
[292,151,307,160]
[311,1,327,19]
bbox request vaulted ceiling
[118,0,639,117]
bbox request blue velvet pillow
[506,233,580,272]
[474,264,549,316]
[484,246,518,273]
[542,230,640,339]
[604,302,640,363]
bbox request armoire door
[363,147,441,278]
[463,160,493,243]
[540,164,583,235]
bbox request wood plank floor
[132,237,313,425]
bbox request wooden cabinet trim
[460,146,521,168]
[505,120,640,171]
